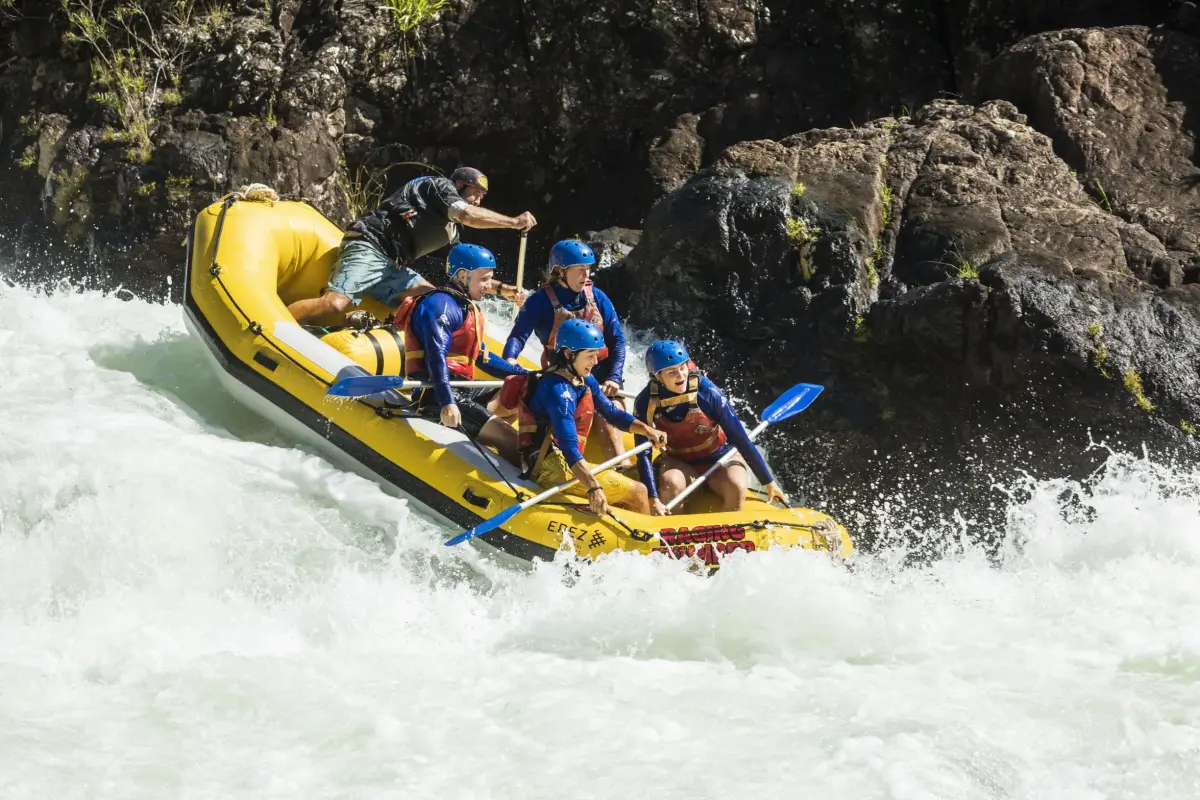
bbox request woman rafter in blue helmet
[392,243,529,463]
[634,340,787,514]
[497,239,630,464]
[515,318,667,517]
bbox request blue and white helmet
[646,340,690,374]
[555,319,604,353]
[446,243,496,278]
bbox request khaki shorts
[326,238,423,306]
[533,450,639,506]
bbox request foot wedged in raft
[183,189,854,569]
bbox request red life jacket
[541,282,609,365]
[517,371,596,472]
[395,287,485,380]
[647,373,727,462]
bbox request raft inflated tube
[321,327,405,376]
[181,190,855,569]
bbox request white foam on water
[2,284,1199,799]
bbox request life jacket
[541,282,609,365]
[647,373,727,462]
[517,370,596,474]
[395,285,484,380]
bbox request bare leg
[656,466,690,507]
[614,480,651,514]
[287,291,351,325]
[487,395,518,423]
[478,416,521,466]
[655,455,701,510]
[706,462,750,513]
[396,280,436,303]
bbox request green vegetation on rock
[385,0,447,34]
[337,158,389,220]
[1123,369,1154,413]
[786,216,821,281]
[62,0,191,163]
[1087,321,1111,378]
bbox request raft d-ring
[248,321,263,335]
[209,264,222,276]
[375,407,394,419]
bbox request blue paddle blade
[444,504,522,547]
[326,374,409,397]
[762,383,824,424]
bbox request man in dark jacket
[288,167,535,324]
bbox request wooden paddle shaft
[513,232,528,320]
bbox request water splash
[2,283,1199,798]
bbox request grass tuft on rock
[385,0,447,34]
[1122,369,1154,413]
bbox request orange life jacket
[395,287,485,380]
[516,371,596,473]
[647,373,727,462]
[542,282,609,365]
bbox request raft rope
[455,424,529,502]
[217,183,280,204]
[204,192,407,422]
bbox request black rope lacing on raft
[204,195,422,421]
[456,425,528,502]
[606,510,649,539]
[748,520,822,531]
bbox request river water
[1,284,1198,798]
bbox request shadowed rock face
[602,97,1200,543]
[0,0,1177,296]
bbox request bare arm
[571,459,601,493]
[571,459,610,516]
[457,205,537,231]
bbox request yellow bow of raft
[183,187,854,569]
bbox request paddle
[513,230,528,321]
[663,383,823,512]
[326,375,506,397]
[444,440,656,547]
[327,372,636,400]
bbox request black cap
[450,166,488,191]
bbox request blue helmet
[549,239,596,271]
[555,318,604,353]
[646,340,690,374]
[447,243,496,277]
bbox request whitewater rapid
[2,284,1199,799]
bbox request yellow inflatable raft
[183,189,854,568]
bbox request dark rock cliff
[0,0,1178,294]
[601,27,1200,542]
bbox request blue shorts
[326,237,424,307]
